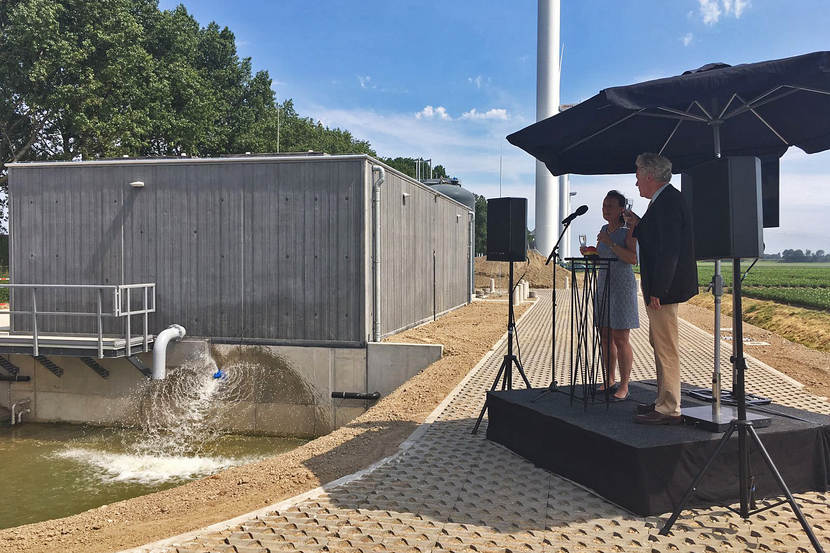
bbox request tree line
[768,250,830,263]
[0,0,451,231]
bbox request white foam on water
[49,353,272,487]
[55,448,255,485]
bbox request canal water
[0,352,307,529]
[0,423,304,529]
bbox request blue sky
[159,0,830,254]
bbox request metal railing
[0,283,156,358]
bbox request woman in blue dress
[580,190,639,401]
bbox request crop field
[697,261,830,311]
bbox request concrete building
[1,154,473,436]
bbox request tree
[527,228,536,252]
[379,157,452,180]
[474,194,487,255]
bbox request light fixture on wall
[129,181,145,188]
[402,192,410,205]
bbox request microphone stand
[532,220,573,402]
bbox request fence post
[143,286,149,352]
[31,288,38,357]
[125,287,131,357]
[97,289,103,359]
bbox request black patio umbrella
[507,50,830,176]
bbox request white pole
[559,174,570,258]
[535,0,560,257]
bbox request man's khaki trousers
[646,302,681,417]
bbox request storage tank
[423,177,476,211]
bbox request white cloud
[357,75,375,89]
[416,105,451,120]
[699,0,722,25]
[734,0,749,17]
[468,75,483,89]
[461,108,508,120]
[682,33,694,46]
[723,0,750,17]
[699,0,750,25]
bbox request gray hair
[635,153,672,184]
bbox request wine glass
[578,234,587,248]
[624,199,634,226]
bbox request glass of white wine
[578,234,587,248]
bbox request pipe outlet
[152,324,186,380]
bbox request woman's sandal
[608,390,630,402]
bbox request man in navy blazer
[626,153,698,425]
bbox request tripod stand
[660,259,824,553]
[472,261,532,434]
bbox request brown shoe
[634,411,683,425]
[635,402,655,415]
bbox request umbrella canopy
[507,51,830,175]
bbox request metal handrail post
[143,285,149,352]
[97,289,103,358]
[125,287,131,357]
[31,288,38,357]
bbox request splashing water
[57,352,263,485]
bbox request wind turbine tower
[535,0,569,258]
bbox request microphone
[561,205,588,225]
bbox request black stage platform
[487,382,830,516]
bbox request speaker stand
[472,261,532,434]
[660,259,824,553]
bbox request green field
[696,261,830,311]
[697,261,830,288]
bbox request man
[625,153,697,425]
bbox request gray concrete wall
[0,340,442,437]
[8,157,366,345]
[367,342,443,395]
[372,164,472,338]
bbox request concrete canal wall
[0,340,441,437]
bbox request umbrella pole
[712,261,722,418]
[712,124,724,416]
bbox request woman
[581,190,639,401]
